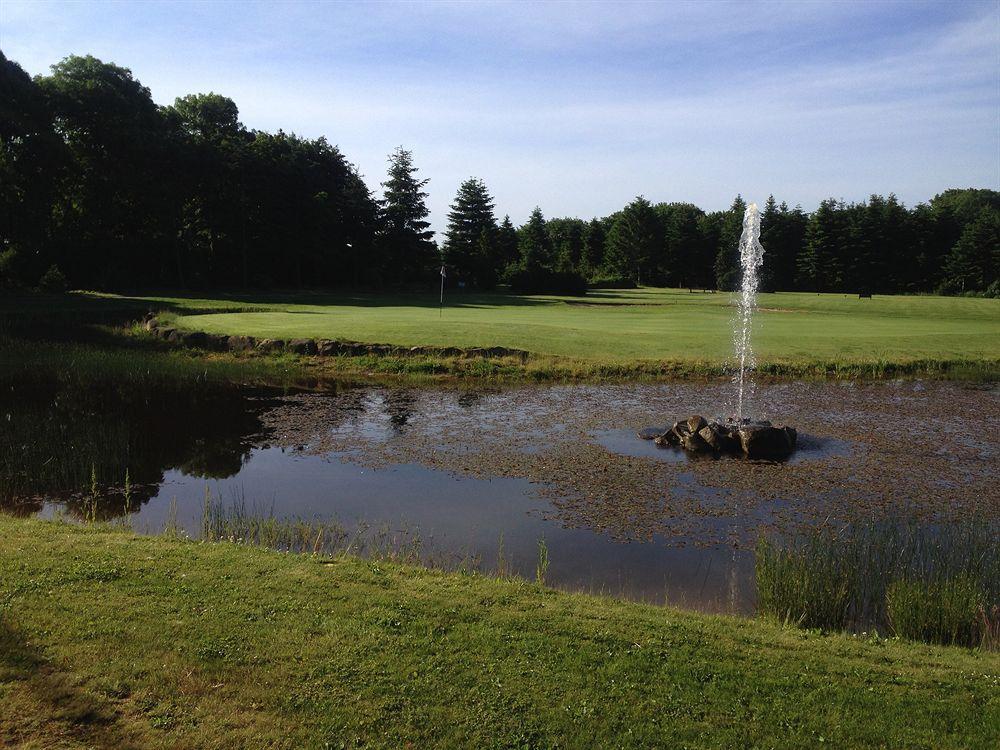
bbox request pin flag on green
[439,265,446,317]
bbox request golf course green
[154,288,1000,365]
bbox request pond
[2,378,997,613]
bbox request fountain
[639,202,797,460]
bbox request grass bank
[151,287,1000,368]
[1,517,998,749]
[2,290,998,383]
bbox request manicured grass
[1,517,998,748]
[147,288,1000,366]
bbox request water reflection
[3,381,754,610]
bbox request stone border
[141,315,530,361]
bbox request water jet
[640,202,798,460]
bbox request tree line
[2,52,997,296]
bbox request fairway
[154,289,1000,366]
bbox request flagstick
[439,266,445,318]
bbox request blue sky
[2,0,998,235]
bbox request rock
[227,335,256,352]
[698,423,740,453]
[288,338,318,355]
[681,430,711,452]
[316,339,341,356]
[686,415,708,433]
[179,330,209,348]
[637,427,666,440]
[654,431,680,447]
[642,415,797,459]
[142,318,159,332]
[205,333,229,351]
[738,423,797,460]
[256,338,285,352]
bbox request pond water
[3,379,997,613]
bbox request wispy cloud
[2,0,996,231]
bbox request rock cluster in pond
[639,415,797,460]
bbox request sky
[2,0,998,235]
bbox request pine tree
[582,218,606,278]
[713,195,746,290]
[496,215,519,277]
[517,207,552,272]
[797,198,844,291]
[378,147,436,285]
[442,177,497,287]
[941,207,1000,293]
[604,196,660,284]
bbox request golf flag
[440,265,446,278]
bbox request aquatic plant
[756,516,1000,648]
[536,538,549,586]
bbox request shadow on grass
[0,616,142,748]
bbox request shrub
[588,276,637,289]
[887,576,983,647]
[507,267,587,295]
[38,264,67,292]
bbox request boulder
[681,430,712,452]
[288,338,318,355]
[637,426,666,440]
[686,415,708,433]
[179,330,209,349]
[205,333,229,351]
[316,339,342,356]
[256,338,285,353]
[698,423,740,453]
[738,424,797,460]
[227,335,256,352]
[654,431,680,447]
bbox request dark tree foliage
[655,202,707,289]
[713,195,747,291]
[604,196,661,285]
[1,49,997,297]
[506,207,586,294]
[581,218,606,277]
[495,215,520,277]
[442,177,497,288]
[941,208,1000,295]
[378,147,437,286]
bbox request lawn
[147,288,1000,366]
[1,517,998,749]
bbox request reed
[755,516,1000,647]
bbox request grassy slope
[2,519,997,749]
[152,288,1000,365]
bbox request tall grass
[756,517,1000,647]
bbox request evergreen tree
[547,217,586,274]
[495,215,519,277]
[517,207,552,272]
[713,195,746,290]
[442,177,497,287]
[378,147,436,285]
[797,198,845,291]
[604,196,660,284]
[941,207,1000,294]
[582,218,606,278]
[656,202,704,288]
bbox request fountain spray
[733,203,765,422]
